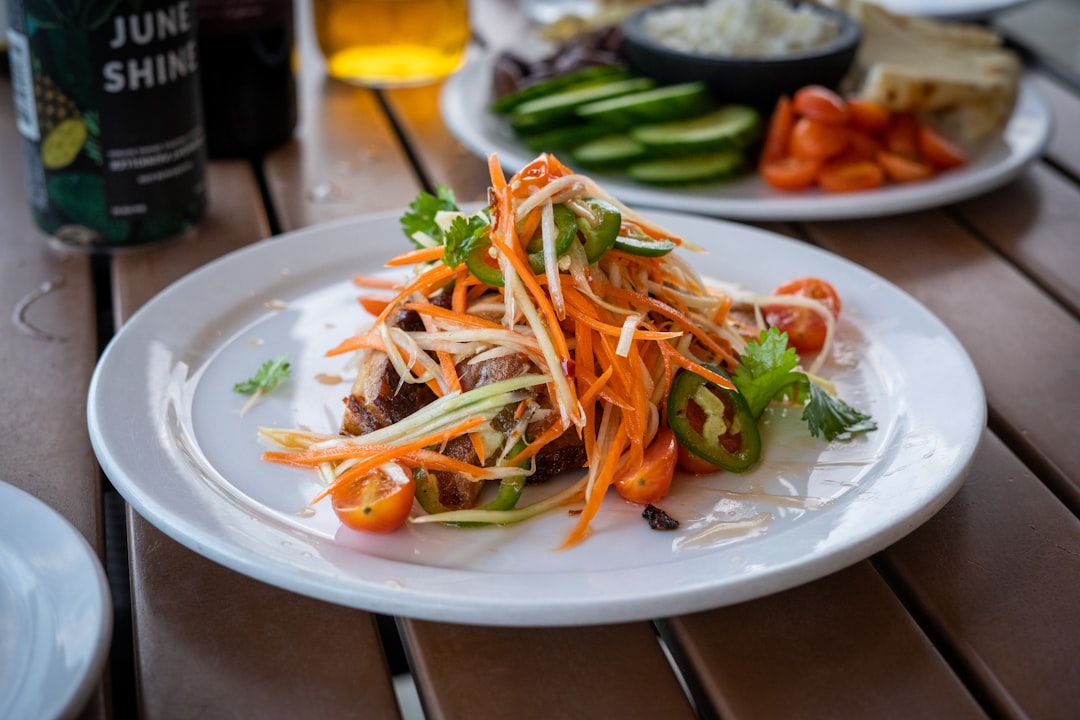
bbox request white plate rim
[0,481,112,720]
[875,0,1031,19]
[87,209,986,626]
[440,53,1052,222]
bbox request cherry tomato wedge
[792,85,850,126]
[331,464,415,533]
[918,123,967,170]
[676,440,722,474]
[877,150,933,183]
[790,117,849,161]
[815,158,885,193]
[847,98,891,133]
[763,277,841,355]
[760,156,822,191]
[760,95,795,165]
[883,113,919,159]
[614,428,678,504]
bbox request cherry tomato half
[676,441,721,474]
[332,464,416,534]
[877,150,934,183]
[760,156,821,191]
[614,428,678,504]
[815,158,885,193]
[763,277,842,355]
[791,117,850,161]
[792,85,850,126]
[847,98,891,133]
[917,123,967,170]
[760,95,795,165]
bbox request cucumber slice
[626,151,746,185]
[510,77,655,129]
[490,65,631,115]
[631,105,761,155]
[520,123,611,152]
[571,134,649,169]
[575,82,714,128]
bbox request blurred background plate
[0,482,111,720]
[874,0,1030,20]
[441,54,1052,221]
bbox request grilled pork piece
[340,311,586,510]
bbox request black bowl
[621,0,861,111]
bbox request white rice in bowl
[641,0,839,58]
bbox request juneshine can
[5,0,207,249]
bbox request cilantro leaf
[733,327,875,441]
[733,327,805,417]
[443,212,490,268]
[804,382,877,441]
[400,185,459,248]
[234,355,291,395]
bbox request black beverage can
[6,0,207,249]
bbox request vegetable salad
[258,153,874,546]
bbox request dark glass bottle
[194,0,297,157]
[6,0,207,249]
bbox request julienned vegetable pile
[257,153,875,545]
[491,66,763,186]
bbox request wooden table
[3,1,1078,718]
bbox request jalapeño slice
[667,366,761,472]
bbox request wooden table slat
[664,562,985,720]
[0,72,110,720]
[955,167,1080,317]
[400,619,696,720]
[128,515,403,720]
[879,431,1080,720]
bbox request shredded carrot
[325,333,385,357]
[659,342,736,391]
[353,275,401,289]
[311,416,486,503]
[323,333,443,396]
[371,263,458,329]
[452,277,468,314]
[489,233,571,362]
[600,283,737,367]
[398,301,503,329]
[506,416,571,465]
[386,245,445,267]
[713,293,734,326]
[488,154,507,192]
[578,366,613,407]
[559,416,629,550]
[358,296,392,316]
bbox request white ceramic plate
[88,210,985,626]
[0,482,112,720]
[876,0,1029,19]
[441,55,1051,221]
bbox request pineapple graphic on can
[6,0,206,248]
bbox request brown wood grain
[664,562,986,720]
[127,515,401,720]
[953,168,1080,317]
[0,74,110,720]
[879,431,1080,720]
[401,620,696,719]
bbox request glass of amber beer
[313,0,470,87]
